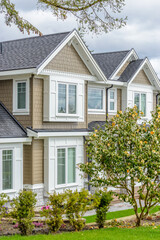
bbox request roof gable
[44,43,91,75]
[0,102,27,138]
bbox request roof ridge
[0,31,71,44]
[93,50,130,55]
[0,101,27,134]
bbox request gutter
[106,85,113,120]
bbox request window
[108,89,117,112]
[13,79,29,115]
[17,82,26,109]
[57,148,76,185]
[134,93,146,116]
[88,88,103,110]
[58,83,77,114]
[2,150,13,190]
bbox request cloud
[0,0,160,76]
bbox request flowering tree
[80,107,160,226]
[0,0,126,35]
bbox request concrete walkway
[84,202,133,217]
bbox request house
[0,30,159,205]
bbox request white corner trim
[0,138,31,144]
[27,128,89,138]
[23,183,44,190]
[111,49,139,80]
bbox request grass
[84,205,159,223]
[1,227,160,240]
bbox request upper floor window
[88,87,103,110]
[58,83,77,114]
[13,78,29,115]
[108,89,117,113]
[2,150,13,190]
[57,147,76,185]
[134,92,146,116]
[17,82,26,109]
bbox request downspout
[156,92,160,105]
[106,84,113,120]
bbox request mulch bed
[0,213,160,236]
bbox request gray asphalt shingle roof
[118,59,144,82]
[92,50,130,78]
[0,31,70,72]
[0,102,27,138]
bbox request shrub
[41,191,66,233]
[65,189,92,231]
[10,190,37,236]
[0,193,9,223]
[93,190,113,228]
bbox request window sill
[55,183,78,189]
[56,114,79,118]
[0,189,16,194]
[13,111,30,116]
[88,110,105,115]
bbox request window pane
[17,82,26,109]
[69,85,76,114]
[110,91,115,100]
[58,84,66,113]
[2,150,13,190]
[141,94,146,116]
[134,93,140,110]
[110,102,114,111]
[68,148,76,183]
[88,88,103,109]
[57,149,65,184]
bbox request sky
[0,0,160,76]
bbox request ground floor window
[134,92,146,116]
[57,147,76,185]
[2,150,13,190]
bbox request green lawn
[1,227,160,240]
[84,206,159,223]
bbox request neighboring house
[0,29,159,205]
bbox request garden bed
[0,211,160,236]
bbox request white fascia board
[27,128,89,138]
[129,58,160,89]
[0,137,31,144]
[111,49,139,80]
[37,29,107,83]
[0,68,36,77]
[40,69,97,81]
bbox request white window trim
[55,146,77,189]
[88,86,105,114]
[108,88,117,113]
[13,78,30,115]
[56,82,79,118]
[0,148,15,193]
[133,92,147,117]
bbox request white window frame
[134,92,147,117]
[0,148,15,193]
[56,82,78,117]
[88,86,105,114]
[55,146,77,188]
[108,88,117,113]
[13,78,30,115]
